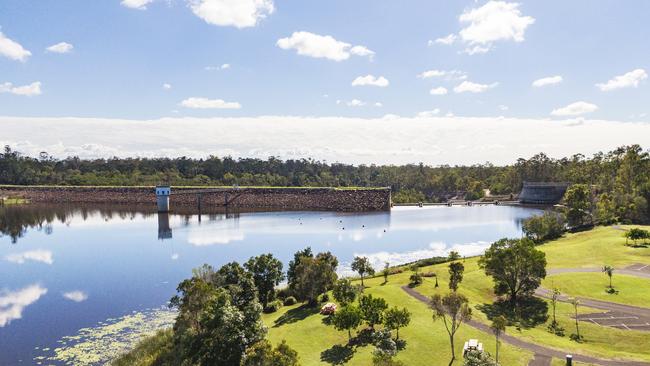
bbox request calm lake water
[0,204,542,365]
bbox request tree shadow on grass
[349,328,374,347]
[627,243,649,248]
[477,297,548,329]
[320,344,354,365]
[273,303,320,327]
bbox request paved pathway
[542,267,650,316]
[401,285,650,366]
[539,266,650,332]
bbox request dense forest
[1,145,649,223]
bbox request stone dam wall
[0,186,392,212]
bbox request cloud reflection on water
[5,250,54,265]
[0,284,48,327]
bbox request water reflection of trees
[1,204,280,244]
[0,204,155,244]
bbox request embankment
[0,186,391,212]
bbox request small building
[518,181,569,204]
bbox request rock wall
[0,186,392,212]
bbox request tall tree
[383,262,390,284]
[478,238,547,307]
[332,305,363,341]
[491,315,507,364]
[430,292,472,363]
[359,294,388,329]
[332,278,357,306]
[602,265,615,289]
[351,256,375,287]
[287,247,313,291]
[383,307,411,340]
[448,261,465,292]
[570,298,582,342]
[242,339,300,366]
[564,184,592,227]
[293,252,338,305]
[245,254,285,308]
[170,277,266,366]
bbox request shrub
[320,303,337,315]
[263,300,283,314]
[283,296,297,306]
[421,272,437,278]
[408,273,423,287]
[275,287,293,300]
[372,353,405,366]
[320,293,330,303]
[373,329,397,357]
[522,211,566,243]
[463,350,498,366]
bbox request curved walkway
[401,285,650,366]
[539,267,650,317]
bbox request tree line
[1,144,649,222]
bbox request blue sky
[1,0,649,164]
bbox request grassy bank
[112,225,650,365]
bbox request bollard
[566,355,572,366]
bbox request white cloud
[121,0,154,9]
[162,83,172,90]
[418,69,467,80]
[419,70,445,78]
[429,87,448,95]
[551,101,598,116]
[5,250,53,265]
[350,46,375,59]
[46,42,73,54]
[0,32,31,62]
[180,97,241,109]
[62,291,88,302]
[0,284,47,327]
[458,1,535,54]
[205,63,230,71]
[351,75,389,87]
[0,81,42,96]
[277,31,373,61]
[433,34,457,46]
[374,102,383,107]
[346,99,365,107]
[453,81,498,93]
[3,115,650,166]
[596,69,648,91]
[532,75,563,87]
[498,105,509,111]
[416,109,441,118]
[189,0,274,28]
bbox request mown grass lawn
[263,274,533,366]
[542,226,650,269]
[543,272,650,308]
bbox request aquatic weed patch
[36,307,176,365]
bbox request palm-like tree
[602,265,615,288]
[491,315,507,364]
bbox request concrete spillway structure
[518,182,569,204]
